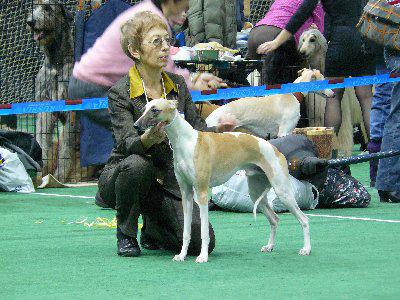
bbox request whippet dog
[135,99,311,263]
[206,69,334,139]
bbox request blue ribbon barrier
[1,73,399,115]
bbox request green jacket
[186,0,237,49]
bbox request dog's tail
[253,187,269,220]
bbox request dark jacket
[105,72,214,194]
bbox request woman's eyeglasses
[146,36,173,47]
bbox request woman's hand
[256,29,293,55]
[140,122,166,149]
[257,39,279,54]
[192,72,228,91]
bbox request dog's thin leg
[274,187,311,255]
[247,173,279,252]
[195,190,209,263]
[259,203,279,252]
[173,178,193,262]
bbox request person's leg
[98,154,157,256]
[368,62,393,186]
[376,48,400,202]
[324,85,345,134]
[369,63,393,141]
[354,84,372,139]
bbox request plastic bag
[0,147,35,193]
[211,170,318,213]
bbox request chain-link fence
[248,0,275,25]
[0,0,141,105]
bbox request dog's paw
[261,244,274,253]
[195,255,208,263]
[173,254,186,262]
[299,247,311,256]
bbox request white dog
[134,99,311,263]
[206,69,334,139]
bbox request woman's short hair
[120,11,168,60]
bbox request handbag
[0,147,35,193]
[356,0,400,51]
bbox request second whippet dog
[206,68,334,139]
[134,99,311,263]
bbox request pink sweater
[255,0,324,45]
[73,0,189,88]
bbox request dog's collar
[310,91,331,99]
[293,92,305,103]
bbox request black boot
[378,190,400,203]
[117,228,141,257]
[140,233,160,250]
[140,215,160,250]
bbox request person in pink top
[68,0,226,167]
[246,0,324,85]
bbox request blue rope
[1,73,399,116]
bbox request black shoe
[378,190,400,203]
[95,191,113,209]
[140,234,160,250]
[117,237,141,257]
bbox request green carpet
[1,160,400,299]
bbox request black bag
[318,168,371,208]
[0,130,43,174]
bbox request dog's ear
[168,100,178,110]
[297,68,308,76]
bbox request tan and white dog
[134,99,311,263]
[206,69,334,139]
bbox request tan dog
[298,27,367,156]
[298,27,328,73]
[134,99,311,263]
[206,69,334,139]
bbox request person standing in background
[257,0,374,141]
[246,0,324,85]
[68,0,227,169]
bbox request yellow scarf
[129,65,177,99]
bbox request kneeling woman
[98,11,231,257]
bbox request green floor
[1,160,400,299]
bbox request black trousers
[246,25,301,85]
[98,154,215,255]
